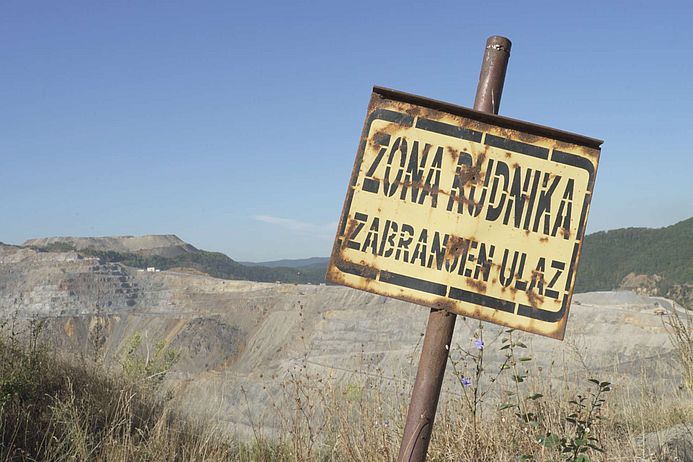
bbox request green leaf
[538,433,560,448]
[499,403,514,410]
[528,393,544,400]
[519,357,533,362]
[575,455,589,462]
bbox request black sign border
[328,87,602,335]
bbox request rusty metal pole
[396,35,511,462]
[474,36,512,114]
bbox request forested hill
[575,217,692,292]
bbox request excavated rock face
[170,317,243,373]
[0,243,686,436]
[0,246,154,317]
[619,272,693,309]
[620,273,663,296]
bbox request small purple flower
[460,377,472,388]
[473,338,485,350]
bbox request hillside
[22,235,326,284]
[23,235,195,255]
[240,219,693,298]
[575,217,693,292]
[241,257,329,268]
[239,219,693,293]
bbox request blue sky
[1,1,691,261]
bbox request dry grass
[662,306,693,389]
[0,316,691,461]
[0,320,239,461]
[256,326,693,462]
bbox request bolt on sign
[327,87,602,340]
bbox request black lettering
[394,223,415,262]
[462,240,479,277]
[446,152,473,214]
[411,229,429,267]
[532,173,561,236]
[468,159,493,217]
[361,217,380,254]
[417,146,443,208]
[527,257,546,295]
[551,179,574,239]
[362,135,391,194]
[486,160,510,222]
[383,137,407,197]
[545,260,565,299]
[346,212,368,250]
[514,250,528,291]
[499,249,525,287]
[473,243,495,281]
[502,167,534,228]
[378,220,396,257]
[522,171,542,231]
[427,232,448,270]
[400,141,430,203]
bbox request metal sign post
[396,35,511,462]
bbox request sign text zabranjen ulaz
[346,134,578,300]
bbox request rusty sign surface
[326,87,602,339]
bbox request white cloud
[253,215,337,239]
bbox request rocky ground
[0,243,686,438]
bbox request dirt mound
[619,272,662,296]
[23,235,197,257]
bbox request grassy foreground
[0,313,692,461]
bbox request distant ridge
[23,235,197,258]
[18,216,692,294]
[241,257,329,268]
[22,235,326,284]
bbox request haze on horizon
[2,1,692,261]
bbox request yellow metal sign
[327,87,602,339]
